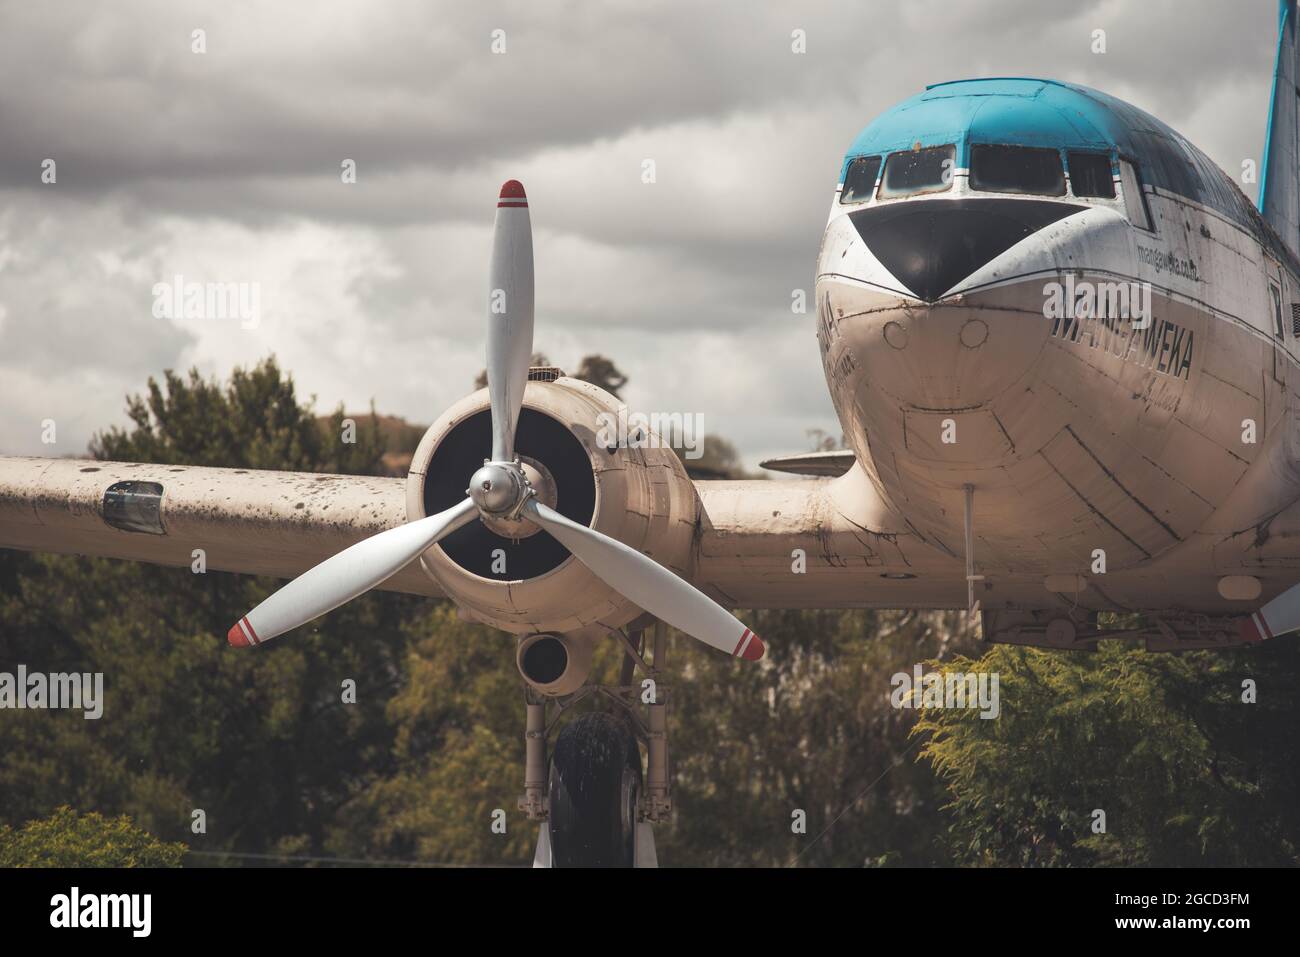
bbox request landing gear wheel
[548,712,641,867]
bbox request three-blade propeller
[228,180,765,661]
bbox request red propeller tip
[735,630,765,660]
[227,617,259,648]
[499,179,526,199]
[1239,615,1268,643]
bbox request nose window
[880,144,955,198]
[970,145,1065,196]
[840,156,881,204]
[1067,151,1116,198]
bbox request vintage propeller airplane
[6,6,1300,867]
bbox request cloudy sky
[0,0,1280,469]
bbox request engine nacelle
[405,375,697,635]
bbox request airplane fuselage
[816,78,1300,617]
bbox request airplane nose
[848,198,1083,302]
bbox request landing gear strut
[520,621,670,867]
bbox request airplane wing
[0,454,976,609]
[691,464,972,608]
[0,456,443,596]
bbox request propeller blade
[1239,583,1300,642]
[227,497,478,648]
[487,179,535,462]
[523,500,765,660]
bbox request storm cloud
[0,0,1278,467]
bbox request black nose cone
[849,198,1083,302]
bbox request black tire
[548,712,642,867]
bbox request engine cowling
[405,375,698,636]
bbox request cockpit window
[880,144,955,198]
[1119,159,1153,230]
[1068,152,1116,198]
[840,156,881,204]
[969,144,1065,196]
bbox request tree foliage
[570,354,627,398]
[660,609,979,866]
[0,806,185,868]
[91,358,384,474]
[473,351,629,399]
[914,642,1300,866]
[1,359,416,862]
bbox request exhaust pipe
[516,632,593,695]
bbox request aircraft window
[969,145,1065,196]
[880,145,955,198]
[1068,152,1116,198]
[1120,159,1153,230]
[1271,284,1284,339]
[840,156,882,204]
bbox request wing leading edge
[0,456,443,597]
[0,454,979,610]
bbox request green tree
[324,605,985,867]
[473,352,628,399]
[660,609,981,866]
[571,354,628,398]
[0,358,423,863]
[913,641,1300,866]
[0,806,186,867]
[324,604,535,865]
[676,433,750,479]
[92,358,383,474]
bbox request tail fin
[1261,0,1300,257]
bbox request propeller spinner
[227,180,765,661]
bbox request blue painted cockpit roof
[840,77,1263,240]
[842,78,1120,173]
